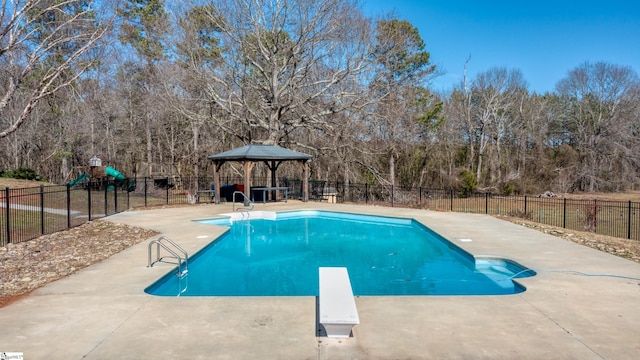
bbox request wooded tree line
[1,0,639,195]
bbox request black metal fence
[2,177,640,246]
[333,184,640,241]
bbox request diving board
[319,267,360,338]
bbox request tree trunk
[192,122,200,190]
[61,156,70,182]
[146,116,152,163]
[389,153,395,187]
[476,152,483,182]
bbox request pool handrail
[148,235,188,278]
[232,191,254,211]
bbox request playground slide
[106,166,136,192]
[66,167,134,192]
[66,173,90,186]
[105,166,126,180]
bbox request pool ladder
[148,235,188,278]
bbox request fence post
[67,184,71,229]
[4,187,10,244]
[419,187,422,208]
[144,177,148,207]
[104,179,108,216]
[40,184,45,235]
[87,181,92,221]
[365,184,368,205]
[114,181,118,213]
[563,198,567,228]
[485,192,489,214]
[127,179,131,209]
[524,196,527,215]
[628,201,632,239]
[165,177,169,204]
[593,199,597,231]
[450,189,453,211]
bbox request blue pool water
[145,211,535,296]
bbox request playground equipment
[105,166,126,182]
[67,173,89,186]
[65,156,134,191]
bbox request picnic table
[196,190,215,203]
[250,187,289,204]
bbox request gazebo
[208,144,313,204]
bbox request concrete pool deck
[1,202,640,359]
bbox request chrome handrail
[232,191,254,211]
[148,235,188,278]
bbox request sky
[362,0,640,94]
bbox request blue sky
[363,0,640,94]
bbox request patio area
[1,202,639,359]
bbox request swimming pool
[144,211,535,296]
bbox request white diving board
[319,267,360,338]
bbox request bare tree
[557,61,640,191]
[471,67,526,185]
[192,0,376,146]
[448,57,475,172]
[0,0,111,138]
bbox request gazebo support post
[266,160,282,201]
[301,160,309,202]
[243,161,255,203]
[213,161,224,204]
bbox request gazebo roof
[207,144,312,162]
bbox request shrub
[502,183,515,196]
[0,167,43,181]
[458,169,477,197]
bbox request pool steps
[474,257,536,290]
[219,211,277,222]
